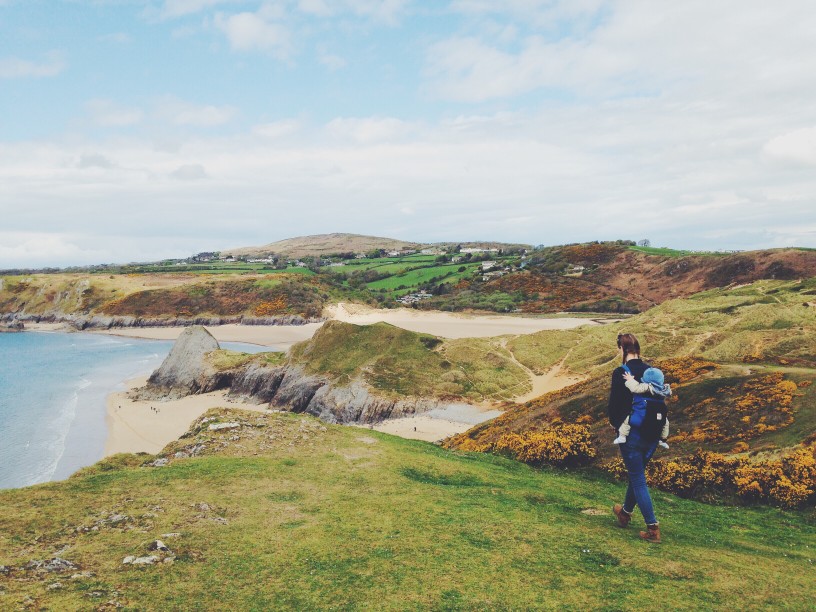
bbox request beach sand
[105,377,268,456]
[325,303,600,338]
[92,323,323,348]
[91,306,596,455]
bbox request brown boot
[612,504,632,528]
[639,523,661,543]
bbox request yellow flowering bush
[493,424,596,467]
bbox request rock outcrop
[228,363,447,424]
[139,326,464,424]
[0,312,319,330]
[135,326,230,400]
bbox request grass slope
[0,410,813,610]
[289,320,530,401]
[509,278,816,376]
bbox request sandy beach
[92,323,323,348]
[105,377,268,456]
[325,303,600,338]
[29,305,602,348]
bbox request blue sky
[2,0,816,266]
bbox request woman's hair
[617,332,640,362]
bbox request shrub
[493,424,596,467]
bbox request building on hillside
[481,261,497,271]
[192,252,217,262]
[461,247,500,254]
[396,291,433,305]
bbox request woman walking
[607,332,661,543]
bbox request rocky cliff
[135,326,232,400]
[0,312,319,330]
[136,328,454,424]
[228,363,444,424]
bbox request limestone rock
[25,557,79,573]
[130,556,159,566]
[137,326,224,400]
[148,540,169,552]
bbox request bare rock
[148,540,169,552]
[137,326,224,400]
[130,556,159,566]
[25,557,79,573]
[208,422,240,431]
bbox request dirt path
[499,338,585,403]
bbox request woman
[607,332,661,543]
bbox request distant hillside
[420,242,816,313]
[225,233,422,259]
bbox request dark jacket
[607,358,649,429]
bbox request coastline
[22,305,603,347]
[20,308,598,476]
[105,376,269,456]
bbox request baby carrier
[621,363,668,442]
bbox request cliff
[228,363,444,424]
[135,326,231,400]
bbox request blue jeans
[619,428,658,525]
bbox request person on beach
[613,366,671,449]
[607,333,662,543]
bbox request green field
[628,246,727,257]
[366,262,482,293]
[1,410,812,610]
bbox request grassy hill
[287,320,531,402]
[224,233,422,259]
[446,279,816,508]
[1,409,813,609]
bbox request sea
[0,331,269,490]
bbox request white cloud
[170,163,209,180]
[158,0,238,19]
[764,127,816,166]
[214,9,292,57]
[326,117,412,143]
[297,0,410,23]
[86,99,144,127]
[0,233,106,268]
[0,52,65,79]
[155,96,236,126]
[77,154,115,169]
[252,119,300,138]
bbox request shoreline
[104,377,503,454]
[105,377,269,456]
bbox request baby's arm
[661,417,670,441]
[624,378,651,394]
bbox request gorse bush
[602,445,816,508]
[492,424,596,467]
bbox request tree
[638,239,651,247]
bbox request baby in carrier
[614,366,671,449]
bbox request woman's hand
[622,371,634,382]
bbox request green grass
[629,246,728,257]
[510,279,816,376]
[366,263,481,293]
[0,410,812,610]
[289,320,529,401]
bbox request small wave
[32,387,80,485]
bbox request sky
[2,0,816,267]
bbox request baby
[615,366,671,449]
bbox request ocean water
[0,331,271,490]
